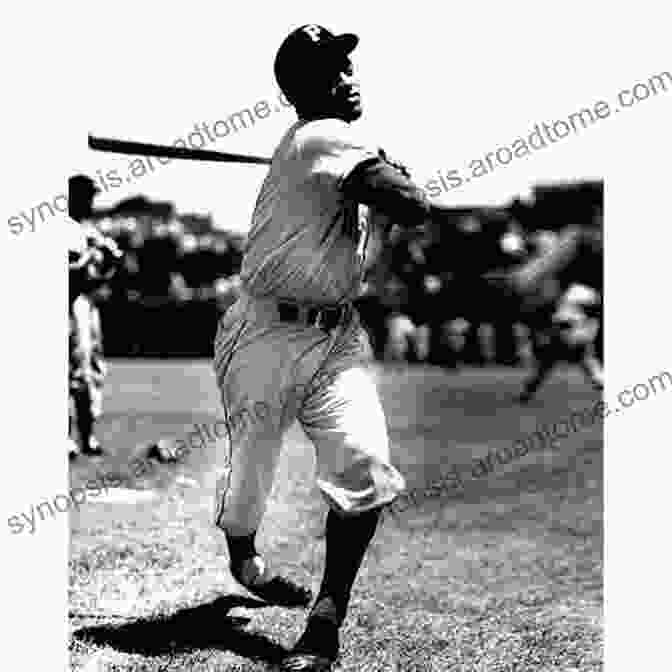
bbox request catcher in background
[68,175,123,458]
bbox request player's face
[327,57,362,121]
[69,194,95,222]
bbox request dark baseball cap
[274,25,359,102]
[69,174,100,196]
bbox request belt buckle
[314,308,325,329]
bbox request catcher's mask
[274,25,358,108]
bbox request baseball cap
[274,25,359,103]
[69,174,100,198]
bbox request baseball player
[210,25,503,671]
[512,207,603,402]
[518,282,603,403]
[68,175,123,458]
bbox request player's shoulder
[297,117,354,139]
[295,118,374,155]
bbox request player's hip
[214,289,367,344]
[213,290,371,384]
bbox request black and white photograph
[3,3,671,671]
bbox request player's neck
[298,109,353,124]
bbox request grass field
[68,360,603,671]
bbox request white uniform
[551,283,601,348]
[212,119,405,536]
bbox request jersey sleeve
[297,119,380,191]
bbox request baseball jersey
[239,118,381,304]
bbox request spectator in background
[438,213,489,365]
[131,218,186,355]
[215,274,243,315]
[135,219,182,296]
[227,233,246,272]
[177,232,200,292]
[356,227,420,363]
[490,214,528,365]
[213,234,237,279]
[413,228,461,368]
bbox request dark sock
[293,609,341,660]
[226,532,257,576]
[74,393,95,450]
[312,507,381,626]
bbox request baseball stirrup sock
[226,532,257,575]
[314,507,381,625]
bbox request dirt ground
[68,360,603,671]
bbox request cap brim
[330,33,358,56]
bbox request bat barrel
[88,135,272,165]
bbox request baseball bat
[88,134,272,165]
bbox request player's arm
[298,122,474,238]
[341,157,474,236]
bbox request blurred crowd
[353,180,602,368]
[69,175,602,456]
[86,199,245,356]
[83,181,602,364]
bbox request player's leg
[72,384,100,453]
[212,313,313,607]
[67,391,82,459]
[86,302,106,453]
[519,332,557,403]
[383,313,414,363]
[578,343,604,391]
[412,323,431,362]
[285,506,380,669]
[283,358,405,669]
[68,313,82,458]
[70,296,103,455]
[215,413,312,606]
[519,360,555,403]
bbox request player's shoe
[278,652,335,672]
[231,556,312,608]
[81,436,104,456]
[68,439,81,461]
[279,602,341,671]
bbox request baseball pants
[69,294,106,443]
[212,290,406,537]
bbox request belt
[276,299,354,332]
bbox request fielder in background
[518,282,603,402]
[68,175,123,458]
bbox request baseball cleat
[81,436,104,456]
[240,574,313,607]
[278,653,334,671]
[279,613,340,671]
[68,439,80,461]
[231,556,312,608]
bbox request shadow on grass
[72,594,289,665]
